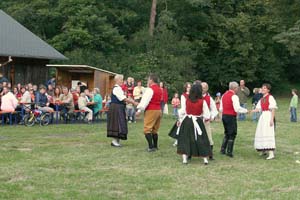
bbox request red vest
[182,93,188,99]
[222,90,236,116]
[146,84,162,110]
[186,98,203,115]
[203,93,211,108]
[261,94,270,111]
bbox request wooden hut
[0,10,67,85]
[47,64,116,98]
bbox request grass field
[0,98,300,200]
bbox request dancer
[169,82,191,146]
[176,83,211,165]
[107,74,137,147]
[136,74,162,152]
[201,82,218,160]
[220,81,248,157]
[252,83,277,160]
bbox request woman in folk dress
[176,83,211,165]
[169,82,192,146]
[252,83,277,160]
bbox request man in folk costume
[219,81,248,157]
[136,74,162,152]
[201,82,218,160]
[107,74,138,147]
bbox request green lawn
[0,98,300,199]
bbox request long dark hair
[188,83,202,102]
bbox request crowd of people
[0,80,106,124]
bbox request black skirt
[168,121,179,139]
[107,103,128,140]
[177,116,211,157]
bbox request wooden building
[0,10,67,85]
[47,64,116,98]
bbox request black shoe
[226,153,234,158]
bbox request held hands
[136,110,141,117]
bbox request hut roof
[0,10,67,60]
[46,64,117,75]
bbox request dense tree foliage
[1,0,299,94]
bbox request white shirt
[21,91,31,104]
[113,84,126,101]
[178,99,210,122]
[137,87,153,111]
[219,94,248,113]
[255,95,277,111]
[203,94,219,119]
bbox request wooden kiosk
[47,64,116,98]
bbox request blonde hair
[114,74,124,82]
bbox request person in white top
[251,83,277,160]
[169,82,191,147]
[201,82,218,160]
[1,87,18,111]
[133,80,145,102]
[107,74,138,147]
[20,87,32,112]
[219,81,248,157]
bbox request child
[126,96,135,123]
[171,93,180,119]
[289,89,298,122]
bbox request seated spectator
[59,87,74,121]
[72,86,80,110]
[53,87,61,102]
[92,88,103,118]
[84,89,92,102]
[78,93,93,124]
[33,85,38,96]
[1,87,18,111]
[47,84,54,97]
[29,88,35,103]
[20,87,31,112]
[35,85,54,113]
[13,86,22,100]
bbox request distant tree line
[1,0,300,95]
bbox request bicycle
[23,109,51,126]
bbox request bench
[0,110,18,125]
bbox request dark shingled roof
[0,10,67,60]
